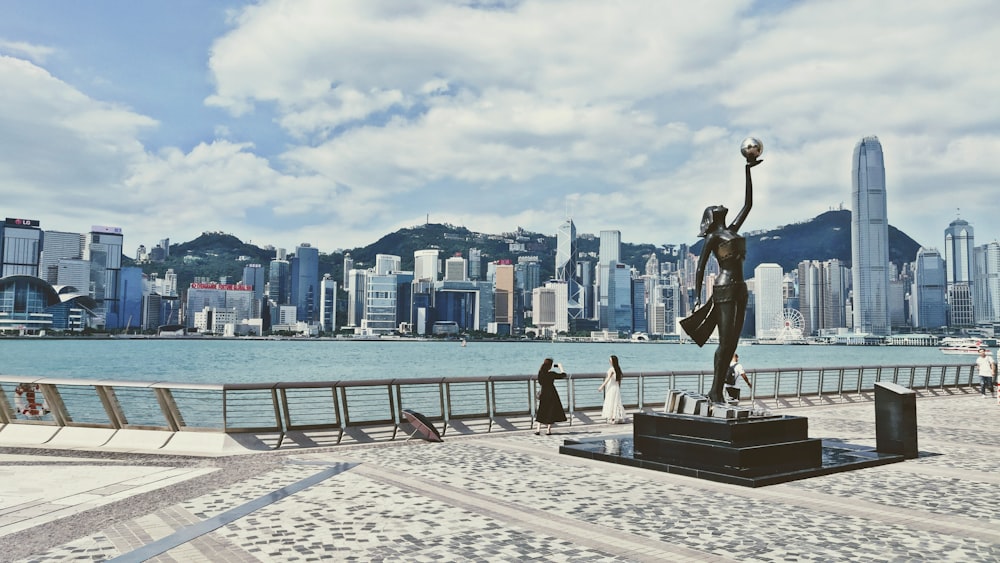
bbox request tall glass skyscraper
[911,247,947,329]
[943,218,975,326]
[291,243,319,323]
[598,230,621,327]
[555,219,576,282]
[850,136,890,336]
[555,219,584,320]
[85,225,124,329]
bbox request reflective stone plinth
[560,411,907,487]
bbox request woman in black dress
[534,357,568,435]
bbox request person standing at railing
[598,355,626,424]
[974,348,995,398]
[535,358,568,435]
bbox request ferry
[938,337,997,354]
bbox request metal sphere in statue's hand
[740,137,763,162]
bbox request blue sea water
[0,339,979,385]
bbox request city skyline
[1,2,997,255]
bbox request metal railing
[0,364,979,449]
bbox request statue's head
[698,205,728,237]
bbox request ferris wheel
[773,308,805,341]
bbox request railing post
[156,388,182,432]
[38,383,68,427]
[96,385,125,429]
[439,381,448,436]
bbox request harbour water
[0,339,981,385]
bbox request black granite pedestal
[561,411,906,487]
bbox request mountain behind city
[134,209,922,289]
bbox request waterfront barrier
[0,363,979,453]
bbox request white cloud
[0,39,55,64]
[1,0,999,257]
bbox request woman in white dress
[598,355,626,424]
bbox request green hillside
[137,211,922,288]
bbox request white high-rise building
[531,281,569,336]
[41,230,84,284]
[363,272,398,335]
[973,242,1000,324]
[850,136,891,335]
[374,254,401,276]
[754,263,785,339]
[445,256,468,281]
[414,249,440,282]
[163,269,178,297]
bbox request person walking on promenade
[724,353,752,403]
[598,355,627,424]
[535,358,568,435]
[974,348,995,398]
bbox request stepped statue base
[560,389,909,487]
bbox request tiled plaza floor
[2,391,999,562]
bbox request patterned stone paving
[5,392,1000,562]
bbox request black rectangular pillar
[874,381,918,459]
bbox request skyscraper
[374,254,401,276]
[444,255,467,281]
[414,249,440,282]
[41,230,83,284]
[85,225,124,329]
[944,218,975,327]
[268,257,290,305]
[598,230,621,327]
[468,248,482,280]
[1,217,43,277]
[754,263,784,339]
[290,243,319,323]
[850,136,890,336]
[973,242,1000,324]
[555,219,576,282]
[242,263,265,318]
[911,247,947,329]
[607,262,632,332]
[797,259,848,336]
[493,262,515,329]
[342,253,354,290]
[515,256,541,312]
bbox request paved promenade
[2,390,999,562]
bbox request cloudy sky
[1,1,996,258]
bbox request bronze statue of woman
[681,139,762,403]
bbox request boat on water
[938,337,997,354]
